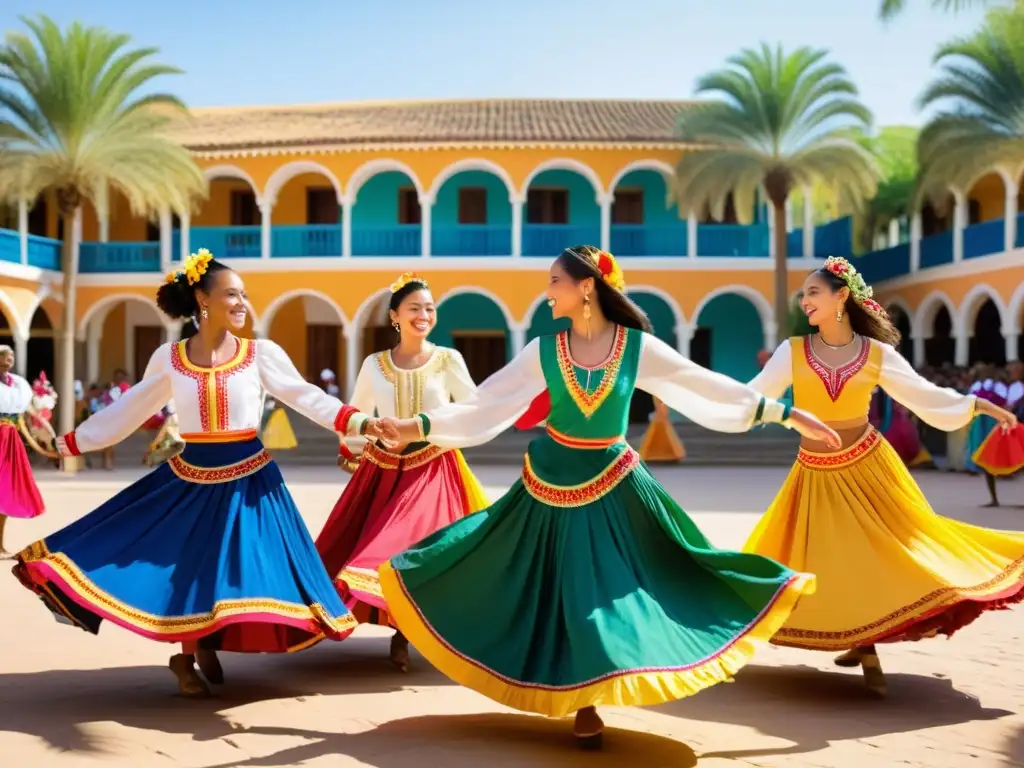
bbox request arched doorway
[434,292,512,384]
[25,307,55,383]
[692,292,766,381]
[627,290,680,422]
[265,293,347,384]
[969,299,1005,365]
[887,304,912,360]
[522,165,601,257]
[925,306,955,367]
[81,297,168,385]
[431,165,514,256]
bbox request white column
[179,213,191,260]
[99,212,109,243]
[344,325,360,399]
[18,199,28,264]
[1005,331,1019,364]
[764,320,779,352]
[954,331,969,367]
[259,198,272,260]
[888,219,900,247]
[909,213,922,272]
[784,199,793,232]
[953,190,966,263]
[511,196,523,258]
[912,334,926,368]
[599,194,612,252]
[420,194,433,258]
[159,208,172,273]
[802,191,814,258]
[509,324,527,358]
[1005,178,1019,252]
[124,322,136,380]
[86,323,101,384]
[687,211,698,258]
[13,333,28,377]
[768,206,777,258]
[676,323,693,359]
[341,198,352,258]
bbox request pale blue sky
[0,0,989,125]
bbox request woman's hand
[364,418,401,443]
[376,417,423,445]
[978,399,1019,430]
[786,408,842,449]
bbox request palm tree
[674,44,878,336]
[0,15,206,449]
[880,0,997,21]
[915,2,1024,210]
[857,126,919,250]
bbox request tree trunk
[57,209,80,472]
[772,200,789,348]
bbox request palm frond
[881,0,997,22]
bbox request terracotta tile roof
[168,98,695,153]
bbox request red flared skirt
[0,421,45,519]
[315,442,486,627]
[973,423,1024,477]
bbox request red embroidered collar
[0,373,12,387]
[803,337,870,402]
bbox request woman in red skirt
[973,362,1024,504]
[0,344,49,556]
[313,274,488,669]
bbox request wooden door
[452,333,507,384]
[306,325,340,384]
[134,326,165,382]
[362,326,395,358]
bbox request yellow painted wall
[968,173,1006,222]
[99,304,126,383]
[877,264,1024,313]
[268,299,308,373]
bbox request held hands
[364,417,401,444]
[375,417,423,445]
[786,408,842,449]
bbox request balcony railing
[787,229,804,258]
[0,228,18,263]
[80,242,160,273]
[696,224,769,257]
[963,219,1005,260]
[432,225,512,256]
[191,226,261,259]
[855,243,911,285]
[27,235,61,270]
[273,224,342,257]
[523,224,602,257]
[919,230,954,269]
[352,225,421,257]
[814,217,853,258]
[609,225,687,257]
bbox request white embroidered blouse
[0,373,32,415]
[58,337,366,456]
[416,330,789,451]
[345,346,476,454]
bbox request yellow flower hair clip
[589,249,626,292]
[165,248,214,286]
[390,272,428,294]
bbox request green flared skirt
[380,444,814,717]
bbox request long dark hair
[557,245,652,333]
[156,258,232,321]
[813,267,901,347]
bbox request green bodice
[528,326,642,488]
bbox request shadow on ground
[658,663,1014,761]
[0,636,451,755]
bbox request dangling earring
[836,308,844,323]
[392,322,400,334]
[201,308,209,320]
[583,294,592,340]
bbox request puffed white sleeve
[635,334,788,433]
[420,339,545,449]
[878,342,977,431]
[747,340,794,400]
[60,346,173,456]
[445,348,478,402]
[341,357,377,456]
[257,340,367,436]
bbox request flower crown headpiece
[165,248,214,286]
[570,246,626,292]
[390,272,428,294]
[822,256,886,318]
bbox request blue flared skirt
[964,415,997,474]
[14,438,355,652]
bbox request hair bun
[156,279,198,319]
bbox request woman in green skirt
[379,245,838,749]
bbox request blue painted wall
[697,294,764,382]
[628,291,677,346]
[616,170,683,228]
[351,171,411,226]
[433,171,512,225]
[432,293,512,360]
[526,301,570,341]
[529,169,600,226]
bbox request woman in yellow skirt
[746,257,1021,696]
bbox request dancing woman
[972,361,1024,506]
[310,273,488,668]
[0,344,49,556]
[745,257,1022,696]
[13,251,394,698]
[375,245,838,749]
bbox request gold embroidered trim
[522,446,639,508]
[555,326,626,418]
[375,348,451,418]
[363,441,447,471]
[797,428,881,470]
[338,567,384,599]
[168,450,271,484]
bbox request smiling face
[390,287,436,340]
[0,348,12,375]
[546,260,593,321]
[195,269,248,332]
[800,271,849,329]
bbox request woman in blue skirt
[14,250,395,698]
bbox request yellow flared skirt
[745,427,1024,650]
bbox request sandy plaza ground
[2,462,1023,768]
